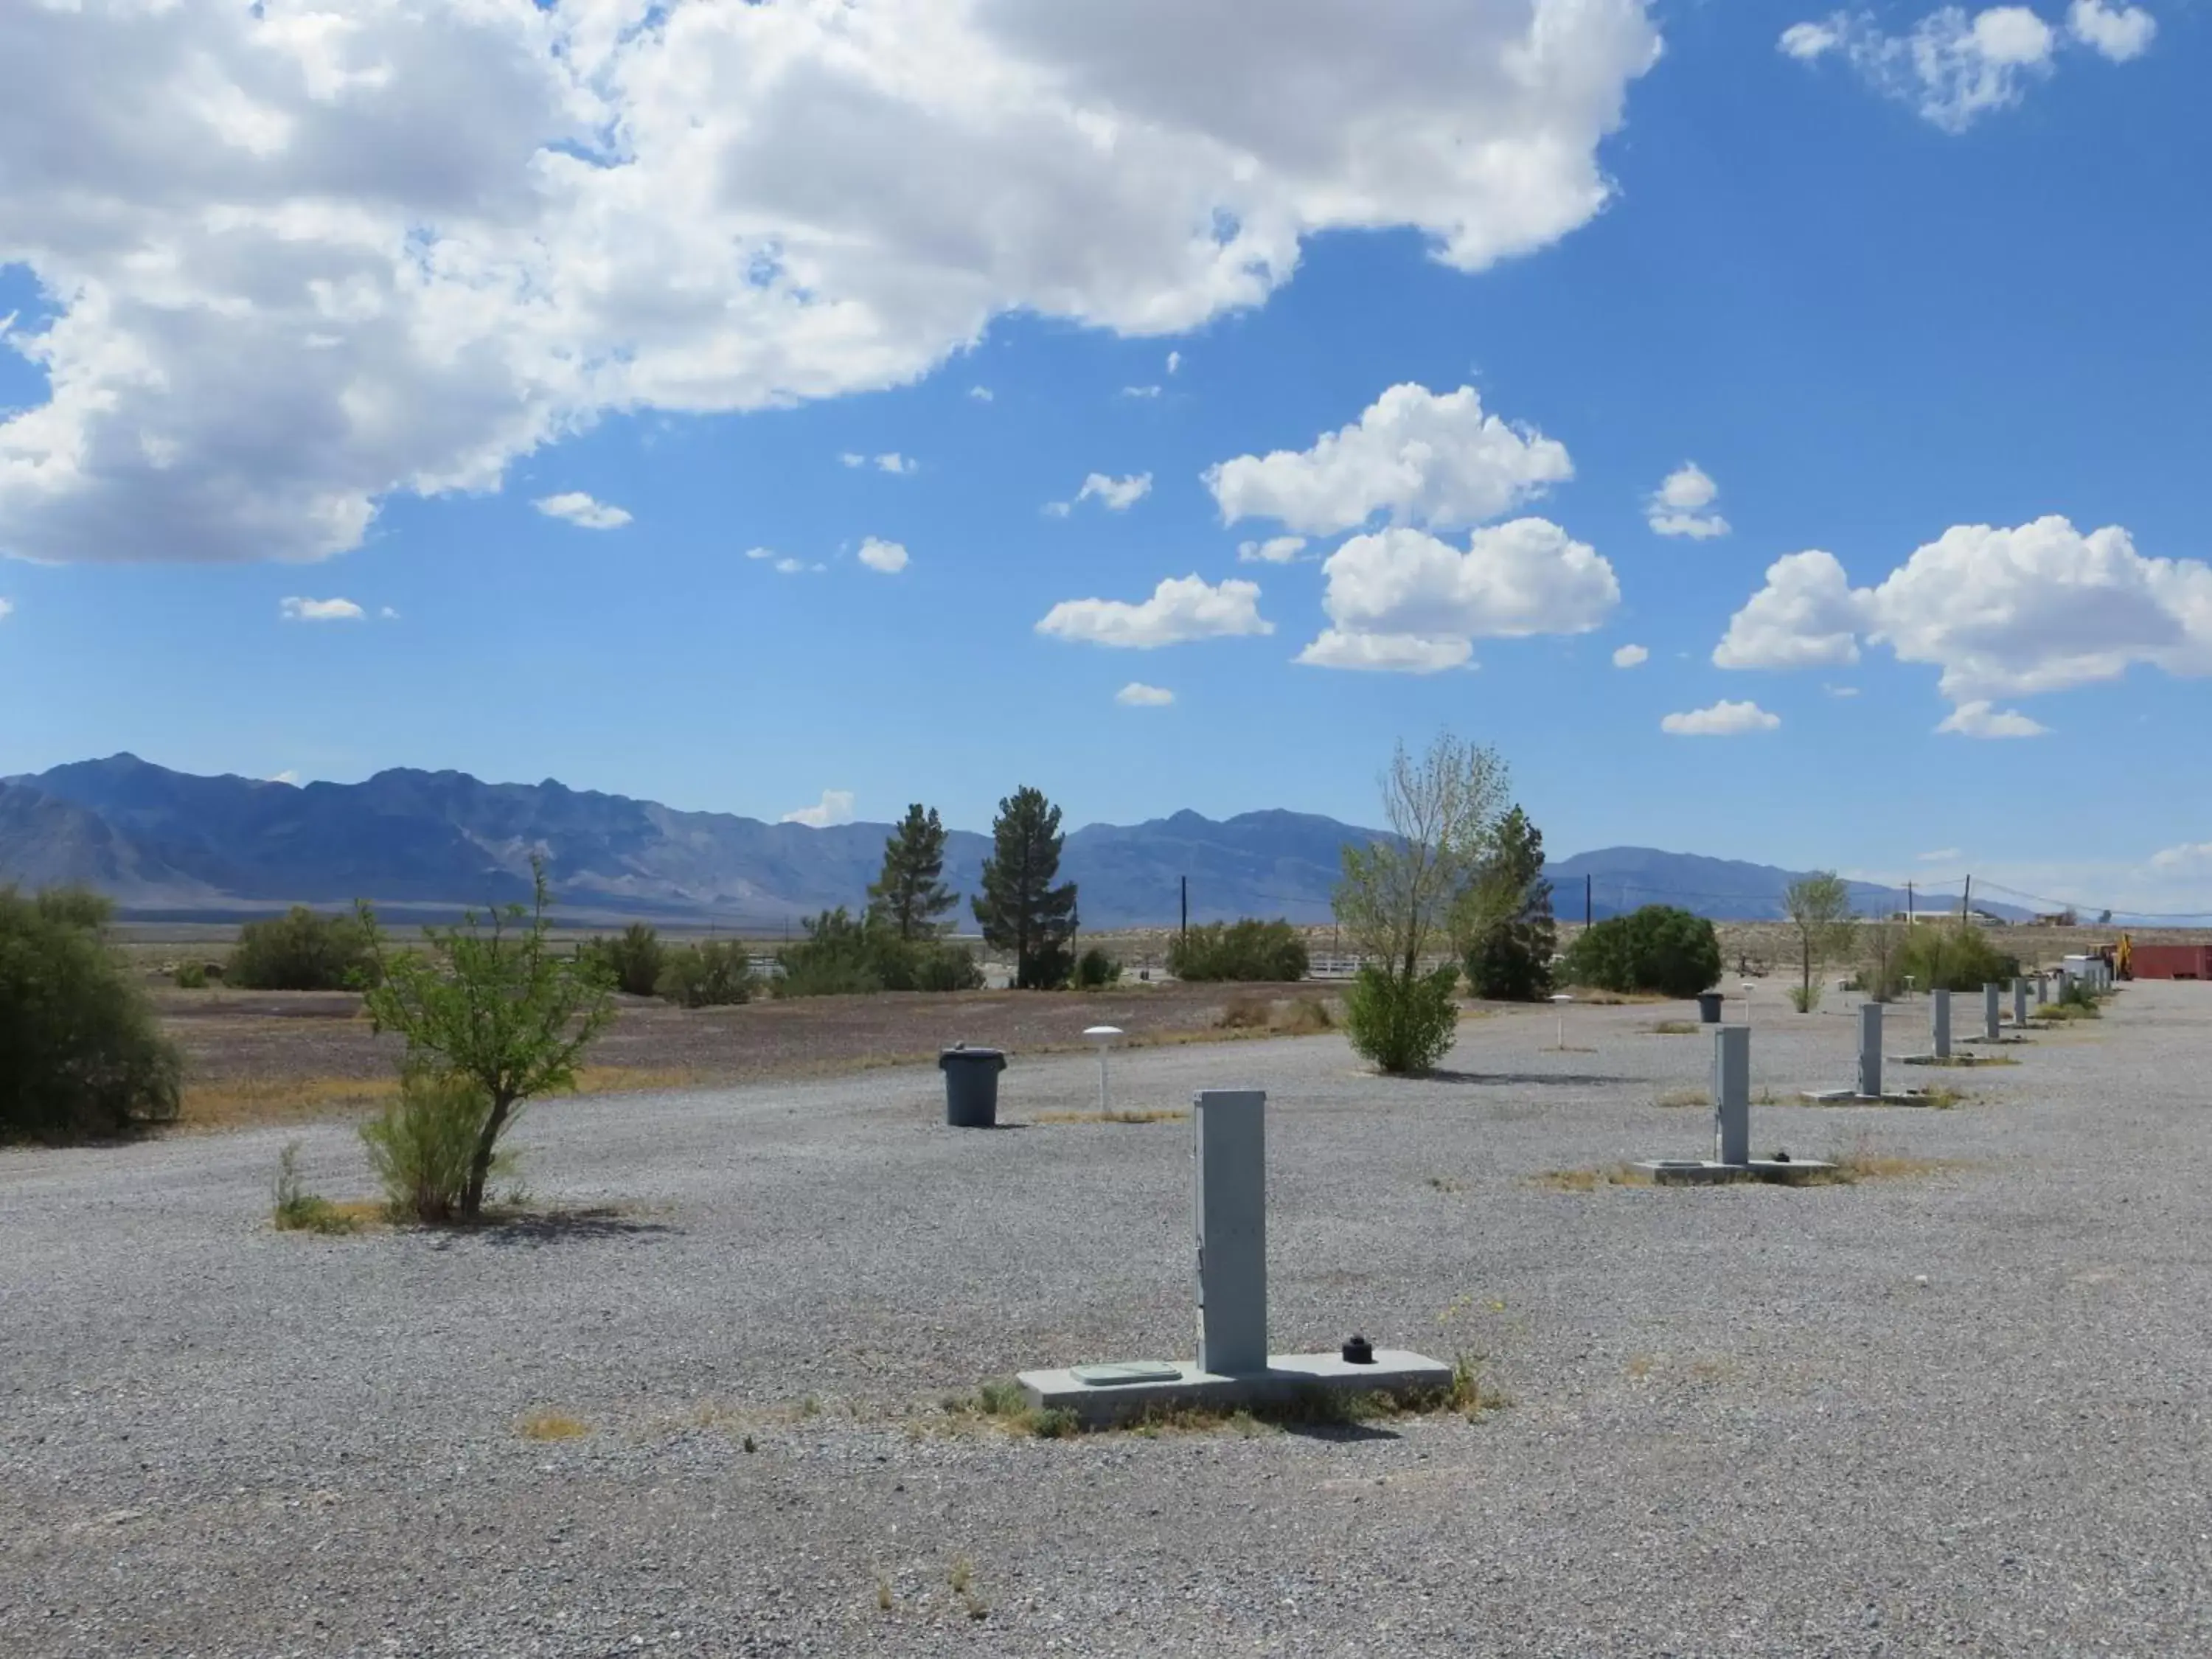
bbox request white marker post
[1084,1025,1123,1117]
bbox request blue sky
[1,1,2207,914]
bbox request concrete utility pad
[1635,1158,1836,1186]
[1019,1349,1452,1427]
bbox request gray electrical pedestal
[1018,1088,1450,1426]
[1641,1026,1830,1184]
[1193,1089,1267,1376]
[1932,989,1952,1059]
[2013,978,2028,1026]
[1803,998,1935,1105]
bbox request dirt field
[158,980,1340,1130]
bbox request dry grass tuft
[1646,1020,1700,1036]
[1804,1133,1969,1185]
[1655,1087,1709,1109]
[182,1064,700,1132]
[1217,994,1336,1036]
[517,1408,591,1441]
[1425,1175,1467,1194]
[1532,1164,1654,1192]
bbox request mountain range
[0,754,2011,928]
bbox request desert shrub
[173,961,209,989]
[908,942,984,992]
[1074,946,1121,990]
[0,886,183,1142]
[1341,963,1461,1076]
[776,908,887,997]
[358,858,612,1220]
[228,906,378,991]
[776,909,984,997]
[655,939,756,1007]
[1561,905,1722,998]
[1167,919,1310,982]
[581,922,664,998]
[360,1071,494,1224]
[1789,984,1822,1013]
[1871,925,2021,998]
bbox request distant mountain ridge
[0,754,2008,928]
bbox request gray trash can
[1696,991,1725,1024]
[939,1046,1007,1127]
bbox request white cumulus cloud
[0,0,1662,566]
[535,492,632,530]
[1937,700,2050,738]
[1237,535,1308,565]
[1120,385,1163,400]
[857,536,909,574]
[2067,0,2157,60]
[1715,516,2212,725]
[1296,630,1474,674]
[1714,550,1864,670]
[1661,700,1781,736]
[782,790,857,829]
[1646,462,1729,540]
[875,453,918,475]
[1301,520,1618,672]
[279,596,364,622]
[268,770,301,787]
[1613,642,1649,668]
[1037,574,1271,650]
[1206,383,1572,536]
[1166,352,1182,375]
[1048,473,1153,516]
[1116,682,1175,706]
[968,386,995,403]
[0,598,12,622]
[745,546,776,561]
[1780,5,2148,131]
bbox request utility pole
[1180,875,1188,946]
[1907,880,1914,925]
[1585,873,1593,928]
[1961,874,1972,925]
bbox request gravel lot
[7,982,2211,1657]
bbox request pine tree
[972,786,1079,990]
[1462,805,1556,1001]
[867,804,956,940]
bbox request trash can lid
[939,1044,1005,1062]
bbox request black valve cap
[1342,1334,1375,1365]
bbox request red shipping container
[2128,945,2212,980]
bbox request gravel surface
[7,983,2211,1656]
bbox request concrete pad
[1634,1158,1837,1186]
[1018,1349,1452,1427]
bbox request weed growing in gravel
[875,1578,893,1613]
[1533,1164,1654,1192]
[1217,995,1335,1036]
[518,1408,591,1441]
[271,1142,363,1234]
[1646,1020,1699,1036]
[1804,1133,1966,1184]
[1655,1087,1708,1109]
[1426,1175,1467,1194]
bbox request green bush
[1562,905,1722,998]
[360,1071,496,1224]
[908,942,984,992]
[1341,963,1461,1075]
[228,906,378,991]
[581,922,664,998]
[1872,925,2021,998]
[1074,946,1121,989]
[776,908,983,998]
[1166,919,1310,982]
[655,939,757,1007]
[173,961,209,990]
[1,886,183,1142]
[272,1141,357,1234]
